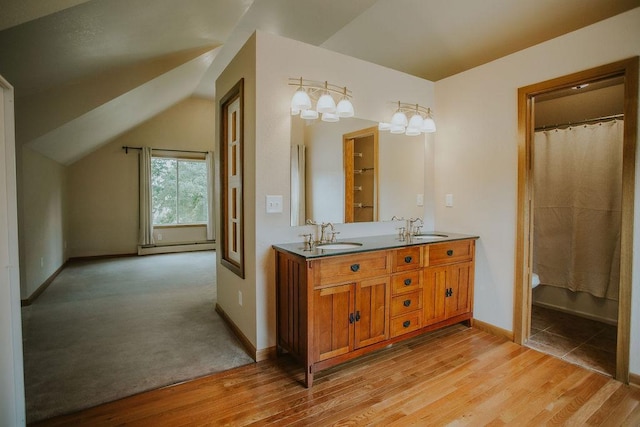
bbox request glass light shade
[378,122,391,131]
[408,113,424,130]
[336,98,354,117]
[390,124,405,134]
[291,107,300,116]
[405,127,421,136]
[291,89,311,111]
[316,93,336,113]
[421,117,436,133]
[391,111,408,127]
[321,112,339,122]
[300,109,319,120]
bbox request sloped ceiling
[0,0,638,165]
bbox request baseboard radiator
[138,241,215,256]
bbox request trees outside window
[151,158,208,225]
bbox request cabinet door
[354,277,390,349]
[314,284,354,361]
[424,262,473,325]
[423,266,447,326]
[445,262,472,318]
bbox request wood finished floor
[34,325,640,426]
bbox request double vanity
[273,232,478,387]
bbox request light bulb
[391,111,408,127]
[316,93,336,113]
[321,112,339,122]
[300,109,318,120]
[291,89,311,111]
[336,98,354,117]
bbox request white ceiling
[0,0,638,164]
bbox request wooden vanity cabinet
[275,238,475,388]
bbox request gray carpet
[21,251,254,423]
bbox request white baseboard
[138,242,215,256]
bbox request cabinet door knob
[403,320,411,328]
[404,278,412,286]
[404,256,413,263]
[403,300,411,307]
[355,311,361,321]
[350,264,360,272]
[447,250,454,256]
[349,313,355,324]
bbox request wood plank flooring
[34,325,640,426]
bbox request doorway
[343,126,379,223]
[514,57,638,383]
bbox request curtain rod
[122,145,208,155]
[535,114,624,132]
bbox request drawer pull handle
[404,256,413,263]
[403,320,411,328]
[403,300,411,307]
[350,264,360,272]
[404,278,412,286]
[447,250,454,256]
[355,311,361,322]
[349,313,355,324]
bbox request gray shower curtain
[533,120,623,300]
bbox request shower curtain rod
[121,145,208,155]
[535,114,624,131]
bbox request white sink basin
[316,242,363,250]
[413,233,448,239]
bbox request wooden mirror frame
[220,79,245,278]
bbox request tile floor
[527,304,616,376]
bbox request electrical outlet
[416,194,424,206]
[157,233,163,241]
[238,290,243,306]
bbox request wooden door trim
[515,57,638,383]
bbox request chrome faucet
[305,220,336,244]
[407,217,423,237]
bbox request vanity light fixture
[379,102,436,135]
[289,77,354,123]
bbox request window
[151,157,208,225]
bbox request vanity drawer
[427,240,474,266]
[390,291,423,317]
[392,246,422,272]
[390,311,422,338]
[315,250,390,286]
[391,270,422,295]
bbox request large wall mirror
[291,117,426,226]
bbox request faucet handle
[397,227,406,241]
[330,231,340,242]
[415,226,423,235]
[300,233,314,250]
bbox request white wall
[215,33,258,348]
[20,146,67,298]
[253,31,435,351]
[434,8,640,374]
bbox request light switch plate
[445,193,454,207]
[266,195,283,213]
